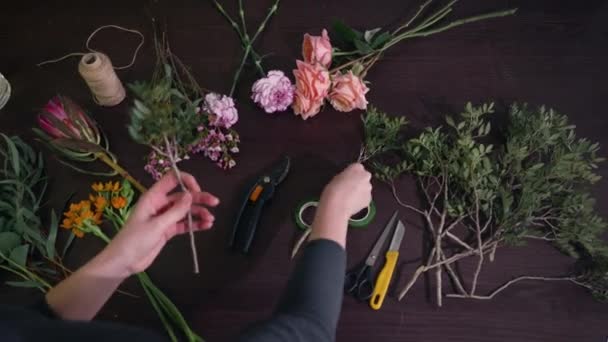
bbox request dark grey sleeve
[238,239,346,342]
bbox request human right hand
[309,164,373,248]
[320,163,373,218]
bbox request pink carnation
[203,93,239,129]
[251,70,295,113]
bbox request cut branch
[446,276,579,300]
[163,135,199,274]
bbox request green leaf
[45,211,58,259]
[51,139,104,154]
[364,28,382,43]
[354,39,374,54]
[445,115,455,128]
[0,232,21,254]
[5,280,41,288]
[371,32,392,49]
[62,232,76,259]
[332,20,363,45]
[1,134,20,177]
[9,244,29,267]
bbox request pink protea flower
[37,96,100,143]
[251,70,295,113]
[203,93,239,129]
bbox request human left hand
[103,171,219,277]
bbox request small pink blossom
[203,93,239,129]
[251,70,295,113]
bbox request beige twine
[37,25,144,107]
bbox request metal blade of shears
[365,211,398,266]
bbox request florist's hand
[105,172,219,277]
[321,163,372,219]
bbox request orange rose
[292,60,331,119]
[302,29,332,68]
[328,71,369,112]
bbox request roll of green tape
[294,199,376,231]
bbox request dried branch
[446,276,580,300]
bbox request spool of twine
[37,25,144,107]
[78,52,126,106]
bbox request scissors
[345,211,399,301]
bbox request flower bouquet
[135,29,240,181]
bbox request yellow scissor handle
[369,250,399,310]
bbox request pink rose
[292,60,331,119]
[302,29,332,68]
[328,71,369,112]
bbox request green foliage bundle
[362,103,608,305]
[0,134,70,291]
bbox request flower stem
[331,6,517,77]
[230,45,252,96]
[96,151,147,193]
[163,136,200,274]
[138,273,179,342]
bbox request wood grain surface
[1,0,607,341]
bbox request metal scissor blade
[365,210,399,266]
[388,221,405,252]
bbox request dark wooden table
[1,0,608,341]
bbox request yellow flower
[104,181,120,192]
[92,182,104,192]
[111,196,127,209]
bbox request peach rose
[292,60,331,119]
[328,71,369,112]
[302,29,332,68]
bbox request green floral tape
[294,199,376,231]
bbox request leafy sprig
[0,134,70,291]
[362,103,608,304]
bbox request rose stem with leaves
[331,0,517,78]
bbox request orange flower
[89,194,107,213]
[104,181,121,192]
[61,199,101,238]
[111,196,127,209]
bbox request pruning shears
[229,156,290,253]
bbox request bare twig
[446,276,579,300]
[470,191,484,295]
[445,231,473,251]
[291,227,311,259]
[391,181,426,216]
[439,248,467,295]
